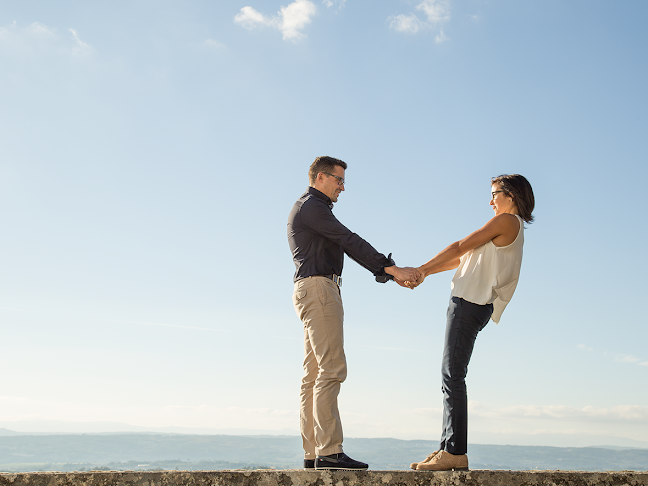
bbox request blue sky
[1,0,647,449]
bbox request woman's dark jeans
[439,296,493,455]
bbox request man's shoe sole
[417,467,469,472]
[315,467,369,471]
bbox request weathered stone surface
[1,470,648,486]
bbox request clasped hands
[385,266,426,290]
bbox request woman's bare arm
[409,214,519,287]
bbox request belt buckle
[332,274,342,287]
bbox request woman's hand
[393,277,413,289]
[405,267,426,289]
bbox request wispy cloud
[100,319,228,333]
[163,404,297,417]
[0,395,30,404]
[203,39,227,52]
[613,354,642,364]
[322,0,346,10]
[389,0,450,42]
[389,14,423,34]
[357,344,425,354]
[469,403,648,422]
[29,21,56,37]
[578,344,647,368]
[0,21,93,57]
[234,0,317,42]
[1,304,226,334]
[68,28,92,56]
[0,306,37,313]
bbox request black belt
[312,274,342,287]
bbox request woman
[407,174,535,472]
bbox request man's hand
[405,267,426,289]
[393,277,412,289]
[385,265,421,285]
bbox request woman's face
[490,183,516,215]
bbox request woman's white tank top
[450,214,524,324]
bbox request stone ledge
[1,470,648,486]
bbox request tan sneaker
[409,450,440,470]
[416,450,468,471]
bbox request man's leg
[294,277,346,457]
[295,277,367,470]
[300,323,318,460]
[310,279,346,457]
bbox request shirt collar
[308,186,333,208]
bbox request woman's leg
[439,297,492,455]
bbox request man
[287,156,419,471]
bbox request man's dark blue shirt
[287,187,393,283]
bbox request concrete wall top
[1,470,648,486]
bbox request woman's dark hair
[491,174,535,224]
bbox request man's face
[317,165,345,203]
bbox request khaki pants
[293,276,347,458]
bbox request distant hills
[0,432,646,472]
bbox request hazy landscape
[1,431,646,472]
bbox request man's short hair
[309,156,347,186]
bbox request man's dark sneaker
[315,453,368,470]
[304,459,315,469]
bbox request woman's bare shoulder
[486,213,519,227]
[490,213,521,246]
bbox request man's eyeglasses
[491,190,505,198]
[323,173,345,186]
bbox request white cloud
[357,344,425,353]
[469,403,648,423]
[68,28,92,56]
[614,354,642,364]
[389,0,450,41]
[234,6,278,29]
[323,0,346,10]
[203,39,227,52]
[100,318,228,333]
[579,346,647,367]
[0,395,30,404]
[280,0,317,40]
[0,21,93,57]
[417,0,450,24]
[30,21,56,37]
[0,306,36,313]
[389,14,424,34]
[406,407,443,416]
[234,0,317,42]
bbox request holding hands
[390,244,464,290]
[385,266,425,290]
[405,269,426,289]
